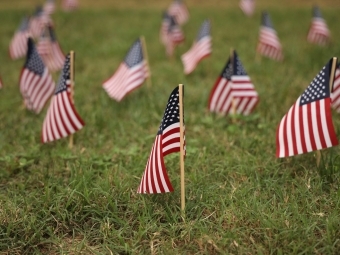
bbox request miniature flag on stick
[138,85,186,204]
[9,17,31,60]
[276,58,338,158]
[103,38,149,101]
[41,52,85,143]
[165,16,185,57]
[19,38,55,114]
[330,64,340,112]
[239,0,255,17]
[181,20,211,75]
[307,6,330,46]
[208,49,259,115]
[256,12,283,61]
[168,0,189,25]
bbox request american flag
[9,17,31,60]
[276,58,338,158]
[331,65,340,112]
[19,38,55,114]
[43,0,55,16]
[137,86,185,194]
[256,12,283,61]
[29,6,45,38]
[42,54,85,143]
[181,20,211,75]
[168,0,189,25]
[239,0,255,17]
[160,11,171,45]
[103,38,149,101]
[165,15,185,57]
[62,0,79,11]
[307,6,330,46]
[208,50,258,115]
[37,28,52,58]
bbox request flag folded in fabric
[208,50,258,115]
[276,58,338,158]
[181,20,211,75]
[239,0,255,16]
[168,0,189,25]
[62,0,79,11]
[256,12,283,61]
[137,86,185,194]
[19,38,55,114]
[307,6,330,46]
[42,53,85,143]
[165,15,185,57]
[331,64,340,112]
[103,38,149,101]
[9,17,31,60]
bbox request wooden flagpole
[140,36,152,88]
[316,57,338,166]
[69,50,75,149]
[178,84,185,213]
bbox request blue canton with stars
[299,60,331,106]
[55,54,70,94]
[196,20,210,41]
[157,86,180,135]
[25,38,45,76]
[262,11,274,29]
[233,51,248,76]
[124,39,143,68]
[220,59,232,80]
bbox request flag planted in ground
[208,50,258,115]
[103,38,149,101]
[137,86,185,194]
[165,15,185,57]
[42,53,85,143]
[19,38,55,114]
[181,19,211,75]
[168,0,189,25]
[9,17,31,60]
[307,6,330,46]
[239,0,255,16]
[256,11,283,61]
[276,58,338,158]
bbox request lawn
[0,0,340,254]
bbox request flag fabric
[307,6,330,46]
[103,38,149,101]
[29,6,46,38]
[137,86,184,194]
[37,28,52,58]
[165,16,185,57]
[19,38,55,114]
[256,12,283,61]
[9,17,31,60]
[160,11,171,45]
[181,20,211,75]
[168,0,189,25]
[239,0,255,16]
[42,54,85,143]
[331,65,340,112]
[208,50,258,115]
[276,58,338,158]
[43,0,55,16]
[62,0,79,11]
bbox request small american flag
[37,28,52,58]
[42,53,85,143]
[209,50,258,115]
[168,0,189,25]
[165,15,185,57]
[331,64,340,112]
[29,6,46,38]
[307,6,330,46]
[256,12,283,61]
[181,20,211,75]
[137,86,185,194]
[160,11,171,45]
[103,38,149,101]
[62,0,79,11]
[43,0,55,16]
[19,38,55,114]
[9,17,31,60]
[276,58,338,158]
[239,0,255,17]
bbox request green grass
[1,2,340,254]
